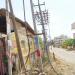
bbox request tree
[38,37,44,50]
[72,39,75,48]
[62,39,74,48]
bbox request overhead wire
[40,1,60,75]
[23,0,63,74]
[46,51,59,75]
[29,0,59,74]
[22,0,31,69]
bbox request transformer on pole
[30,0,50,73]
[30,0,39,50]
[32,0,49,53]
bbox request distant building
[53,35,68,47]
[71,22,75,38]
[71,22,75,29]
[73,33,75,39]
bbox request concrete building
[71,22,75,39]
[54,35,68,47]
[73,33,75,39]
[71,22,75,29]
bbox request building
[71,22,75,29]
[73,33,75,39]
[0,8,35,74]
[54,35,68,47]
[71,22,75,38]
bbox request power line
[30,0,40,49]
[31,0,60,75]
[30,0,43,72]
[22,0,31,68]
[23,0,26,21]
[34,0,48,52]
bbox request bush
[62,39,75,49]
[42,56,49,63]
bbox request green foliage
[42,56,49,63]
[62,39,75,48]
[66,39,73,46]
[3,55,8,64]
[50,40,54,45]
[72,39,75,46]
[38,37,44,50]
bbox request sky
[45,0,75,39]
[0,0,75,39]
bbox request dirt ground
[44,54,75,75]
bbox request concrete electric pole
[6,0,12,75]
[30,0,49,72]
[30,0,40,50]
[33,0,49,53]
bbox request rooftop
[0,8,35,34]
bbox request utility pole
[6,0,26,75]
[30,0,43,72]
[30,0,39,50]
[6,0,12,75]
[34,0,48,53]
[30,0,49,73]
[38,0,47,52]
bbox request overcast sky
[0,0,75,39]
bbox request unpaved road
[50,47,75,64]
[47,47,75,75]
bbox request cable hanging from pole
[22,0,31,70]
[36,0,60,75]
[23,0,26,21]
